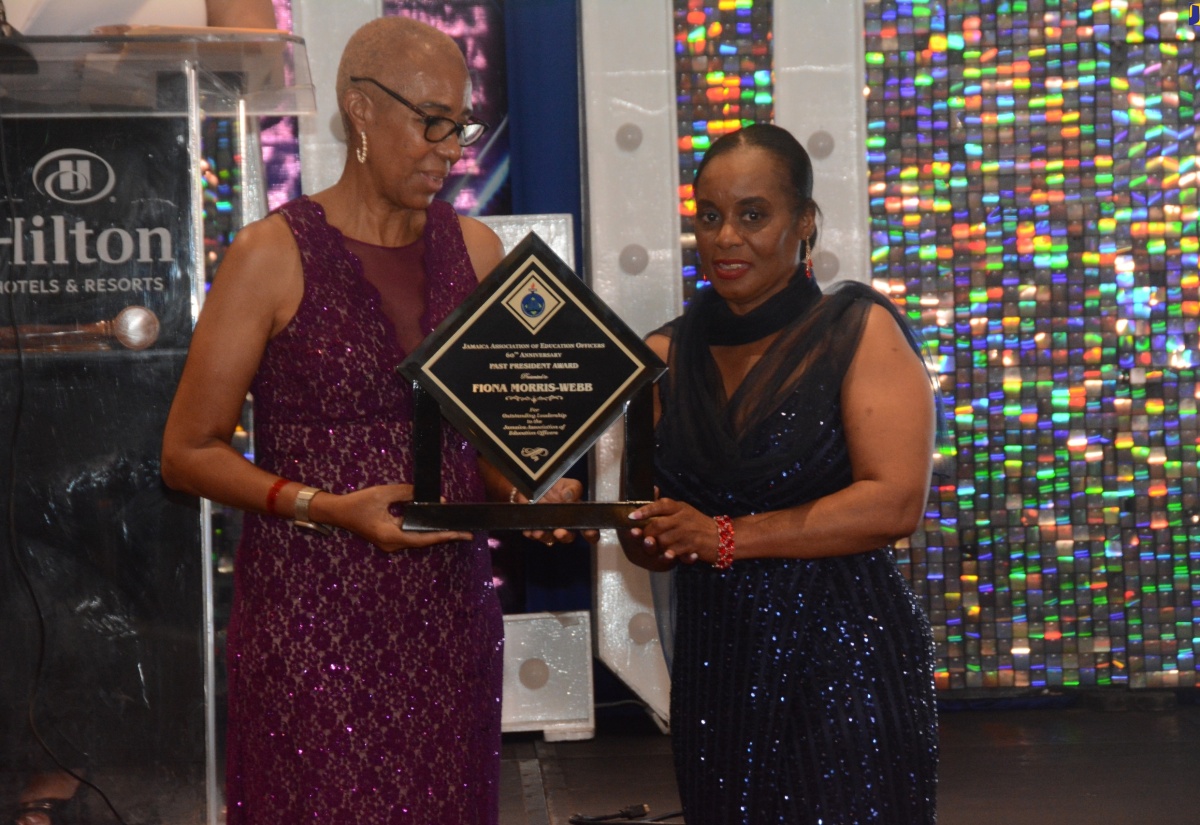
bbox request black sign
[0,117,195,349]
[1,115,208,803]
[399,232,665,529]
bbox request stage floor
[500,692,1200,825]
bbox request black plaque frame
[398,232,665,530]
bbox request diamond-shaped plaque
[398,232,665,530]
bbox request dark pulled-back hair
[694,123,820,244]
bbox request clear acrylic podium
[0,33,314,824]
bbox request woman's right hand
[313,484,473,552]
[618,524,678,572]
[619,497,707,571]
[618,513,695,571]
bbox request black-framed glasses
[350,76,489,147]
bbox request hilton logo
[0,146,176,267]
[32,148,116,205]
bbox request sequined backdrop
[865,1,1198,692]
[675,0,1199,692]
[675,0,775,302]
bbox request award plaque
[398,232,665,530]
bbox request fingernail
[629,511,642,520]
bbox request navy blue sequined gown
[655,280,938,824]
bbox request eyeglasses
[350,76,489,147]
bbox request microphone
[0,305,161,352]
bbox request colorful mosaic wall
[674,0,775,302]
[864,0,1199,690]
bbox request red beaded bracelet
[714,515,735,570]
[265,477,288,517]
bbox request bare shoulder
[644,331,673,426]
[458,214,505,281]
[238,210,294,245]
[841,300,936,492]
[204,212,302,336]
[458,213,500,246]
[844,301,930,399]
[646,332,671,363]
[210,214,299,298]
[849,301,918,364]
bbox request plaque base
[401,501,653,532]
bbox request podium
[0,34,314,824]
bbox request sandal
[11,798,71,825]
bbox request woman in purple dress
[162,17,577,824]
[623,124,939,823]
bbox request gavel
[0,305,161,352]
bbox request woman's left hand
[628,497,712,565]
[519,478,599,546]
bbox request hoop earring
[356,131,368,164]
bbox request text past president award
[398,232,665,530]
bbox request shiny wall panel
[864,0,1199,691]
[582,0,683,724]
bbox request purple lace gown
[224,196,503,824]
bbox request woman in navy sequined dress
[162,17,579,824]
[624,124,939,823]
